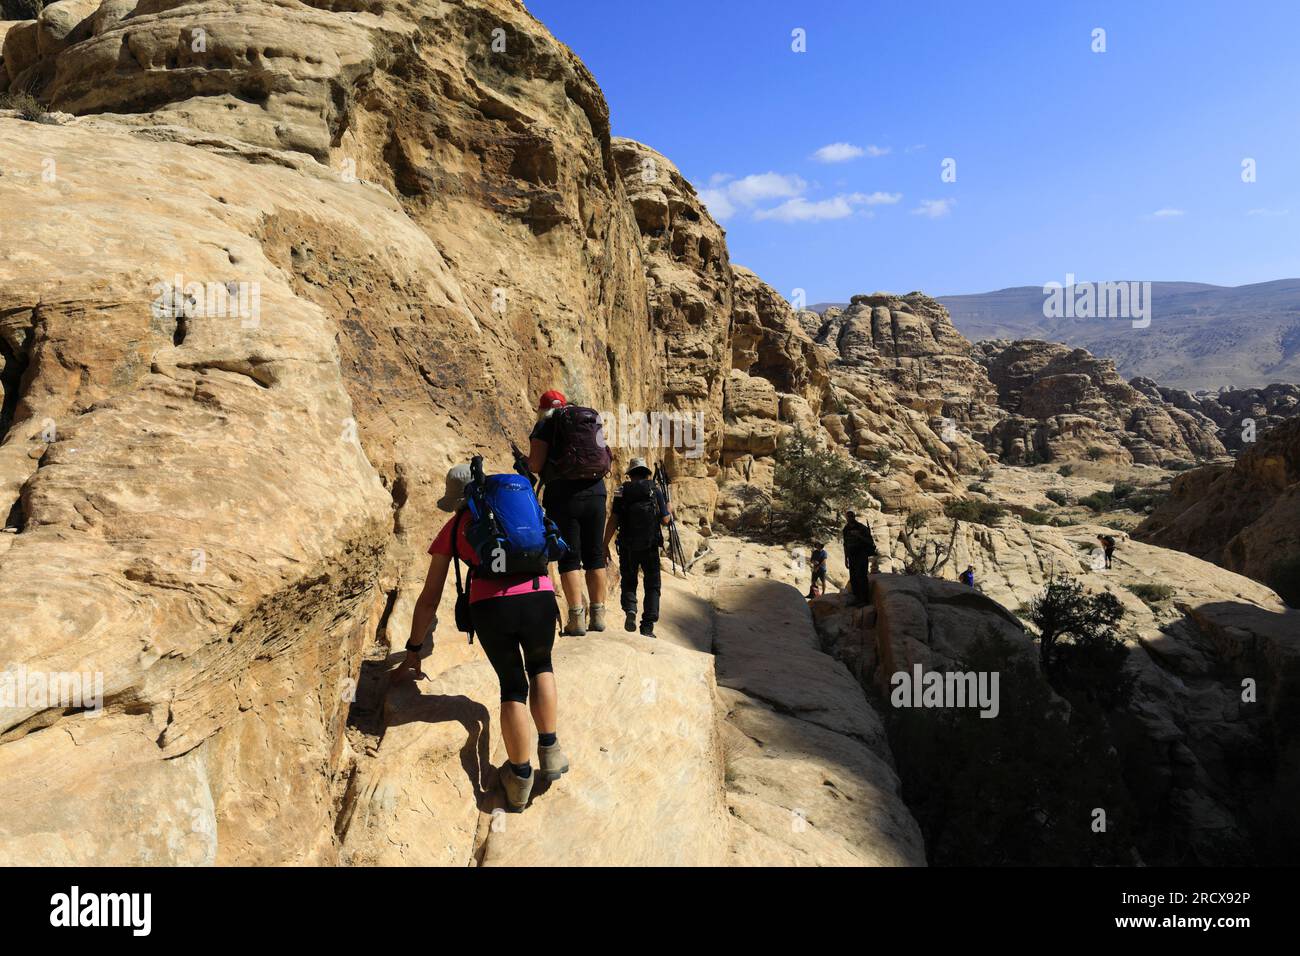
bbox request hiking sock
[538,732,557,748]
[510,761,533,779]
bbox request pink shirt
[428,512,556,604]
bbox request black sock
[538,732,557,747]
[510,761,532,778]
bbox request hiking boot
[624,611,637,632]
[500,763,534,812]
[589,603,606,632]
[639,621,656,639]
[563,605,587,636]
[538,741,569,781]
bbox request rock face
[1137,416,1300,591]
[610,137,729,543]
[1133,380,1300,453]
[804,293,994,513]
[0,0,666,864]
[976,340,1225,465]
[0,0,926,867]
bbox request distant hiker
[603,457,671,638]
[807,543,829,599]
[1098,534,1117,570]
[396,462,570,813]
[959,565,976,587]
[527,390,613,636]
[842,510,876,605]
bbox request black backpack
[844,520,876,556]
[548,406,612,480]
[619,479,661,551]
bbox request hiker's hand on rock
[394,649,425,682]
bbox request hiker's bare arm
[528,438,547,475]
[398,552,451,676]
[603,512,618,551]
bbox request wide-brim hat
[436,463,473,511]
[626,456,652,477]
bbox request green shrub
[0,91,47,122]
[1266,554,1300,608]
[763,428,874,541]
[1112,482,1136,501]
[1045,488,1070,506]
[1057,464,1075,477]
[1086,446,1106,461]
[1008,504,1052,526]
[1079,491,1115,512]
[944,498,1005,526]
[1125,582,1175,606]
[1026,576,1131,709]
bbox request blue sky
[527,0,1300,300]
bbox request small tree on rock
[1026,576,1131,709]
[768,428,874,542]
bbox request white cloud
[698,171,806,220]
[812,143,890,163]
[812,142,863,163]
[755,196,858,222]
[856,191,903,206]
[912,198,955,219]
[754,191,901,222]
[726,171,807,205]
[699,188,737,221]
[1149,208,1185,218]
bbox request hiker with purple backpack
[527,390,613,636]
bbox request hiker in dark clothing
[807,543,829,599]
[1097,534,1117,570]
[959,565,976,587]
[528,390,612,636]
[603,457,671,638]
[842,510,876,605]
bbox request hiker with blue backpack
[527,390,613,637]
[396,457,570,813]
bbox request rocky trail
[336,537,923,867]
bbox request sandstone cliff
[0,0,664,863]
[975,340,1225,465]
[0,0,922,866]
[1137,416,1300,594]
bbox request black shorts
[470,591,560,703]
[545,491,608,573]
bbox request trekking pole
[655,464,688,577]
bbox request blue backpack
[462,456,568,579]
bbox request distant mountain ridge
[813,278,1300,391]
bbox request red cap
[537,389,567,411]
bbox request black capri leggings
[547,493,608,574]
[470,591,560,703]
